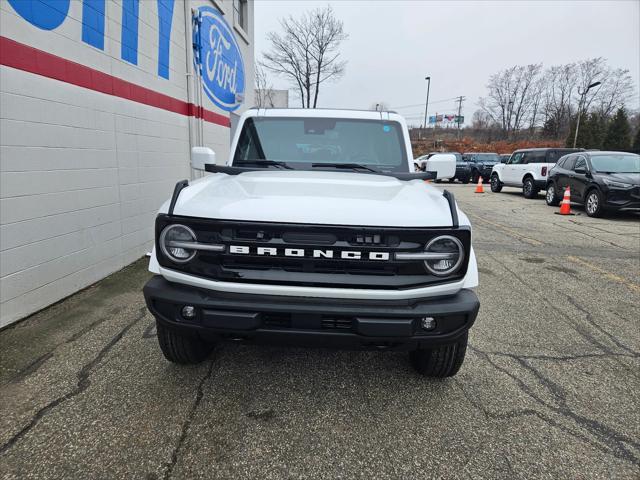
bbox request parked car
[490,148,583,198]
[499,154,511,163]
[451,152,472,183]
[462,153,501,183]
[545,151,640,217]
[416,152,463,183]
[143,108,480,378]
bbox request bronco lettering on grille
[228,245,390,261]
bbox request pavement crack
[476,349,637,362]
[468,345,640,465]
[5,306,125,386]
[0,307,146,456]
[552,222,630,250]
[163,357,217,480]
[488,252,638,369]
[10,352,54,384]
[565,296,639,357]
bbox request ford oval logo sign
[194,7,245,112]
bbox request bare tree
[476,57,636,141]
[589,67,634,118]
[254,63,276,108]
[262,6,347,108]
[540,64,577,138]
[471,110,495,130]
[478,63,543,138]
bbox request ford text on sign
[194,6,245,112]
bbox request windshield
[233,117,408,172]
[475,153,499,162]
[590,154,640,173]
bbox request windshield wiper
[311,163,380,173]
[235,160,293,170]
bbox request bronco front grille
[155,215,471,289]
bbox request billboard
[429,114,464,126]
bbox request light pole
[423,76,431,130]
[573,81,601,148]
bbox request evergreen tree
[586,113,607,150]
[566,113,591,148]
[632,128,640,154]
[603,108,632,151]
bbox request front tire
[523,177,539,199]
[410,332,468,378]
[546,182,561,206]
[156,322,214,364]
[585,189,604,217]
[471,170,480,184]
[490,173,502,192]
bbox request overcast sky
[254,0,640,123]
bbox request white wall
[0,0,254,327]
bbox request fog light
[420,316,436,331]
[181,305,196,319]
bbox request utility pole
[456,96,465,139]
[423,76,431,130]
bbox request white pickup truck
[490,147,583,198]
[143,108,479,378]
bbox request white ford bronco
[490,147,583,198]
[143,108,479,377]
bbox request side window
[556,157,567,168]
[564,155,576,171]
[528,151,547,163]
[573,156,587,171]
[510,153,524,165]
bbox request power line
[392,97,458,109]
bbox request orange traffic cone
[474,176,484,193]
[555,186,574,215]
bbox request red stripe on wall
[0,36,230,128]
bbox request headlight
[603,178,632,189]
[160,224,197,263]
[423,235,464,276]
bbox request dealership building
[0,0,255,327]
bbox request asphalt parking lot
[1,184,639,479]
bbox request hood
[597,172,640,185]
[164,171,459,227]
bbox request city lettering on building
[7,0,176,79]
[194,6,245,112]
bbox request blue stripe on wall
[7,0,70,30]
[156,0,175,79]
[81,0,105,50]
[121,0,139,65]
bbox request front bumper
[604,187,640,211]
[143,276,480,351]
[479,166,495,180]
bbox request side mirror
[191,147,216,171]
[423,153,456,179]
[575,167,586,174]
